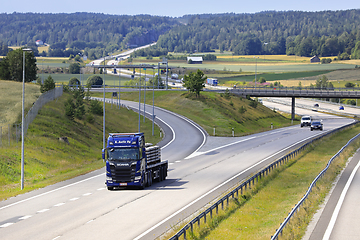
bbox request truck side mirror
[102,149,105,160]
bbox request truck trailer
[207,78,218,86]
[102,133,168,190]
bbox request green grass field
[0,81,40,130]
[92,91,297,137]
[170,124,360,240]
[0,91,161,200]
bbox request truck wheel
[140,172,146,189]
[149,171,152,186]
[107,186,114,190]
[159,167,164,182]
[162,167,167,180]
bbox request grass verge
[0,92,161,200]
[92,90,297,137]
[164,124,360,240]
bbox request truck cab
[103,132,167,190]
[103,133,146,190]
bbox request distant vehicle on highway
[314,103,319,107]
[310,121,323,131]
[339,105,344,110]
[301,115,312,127]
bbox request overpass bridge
[208,87,360,120]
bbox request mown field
[92,91,298,137]
[0,81,40,130]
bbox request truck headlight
[106,176,112,181]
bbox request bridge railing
[205,86,360,98]
[169,121,357,240]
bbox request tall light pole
[103,56,106,150]
[254,56,259,89]
[21,48,32,190]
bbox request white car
[301,115,312,127]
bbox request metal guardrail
[271,124,360,240]
[169,121,357,240]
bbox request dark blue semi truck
[102,133,168,190]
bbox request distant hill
[159,10,360,58]
[0,12,179,59]
[1,10,360,59]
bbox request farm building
[310,55,320,63]
[35,40,44,46]
[187,56,203,64]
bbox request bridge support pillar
[291,97,295,120]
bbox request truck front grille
[110,165,136,182]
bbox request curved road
[0,98,356,240]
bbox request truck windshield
[107,148,140,160]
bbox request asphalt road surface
[0,98,356,240]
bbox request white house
[187,56,203,64]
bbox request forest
[1,10,360,60]
[0,12,179,59]
[157,10,360,58]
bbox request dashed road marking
[83,193,92,196]
[0,222,14,228]
[54,203,65,207]
[69,197,79,201]
[19,215,32,220]
[37,209,49,213]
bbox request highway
[262,98,360,240]
[0,97,357,240]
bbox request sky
[1,0,359,17]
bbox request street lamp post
[103,56,106,150]
[254,56,259,89]
[21,48,32,190]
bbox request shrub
[345,82,355,88]
[69,63,80,74]
[69,77,80,87]
[90,100,103,115]
[249,100,258,108]
[87,75,103,88]
[40,75,55,93]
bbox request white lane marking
[133,134,318,240]
[322,158,360,240]
[54,203,65,207]
[83,193,92,196]
[0,173,104,211]
[185,126,297,159]
[37,209,49,213]
[175,161,181,163]
[154,106,207,152]
[19,215,32,220]
[97,187,106,191]
[69,198,79,201]
[169,163,174,165]
[0,222,14,228]
[52,236,61,240]
[86,219,94,224]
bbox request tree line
[0,12,179,59]
[156,10,360,58]
[1,10,360,60]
